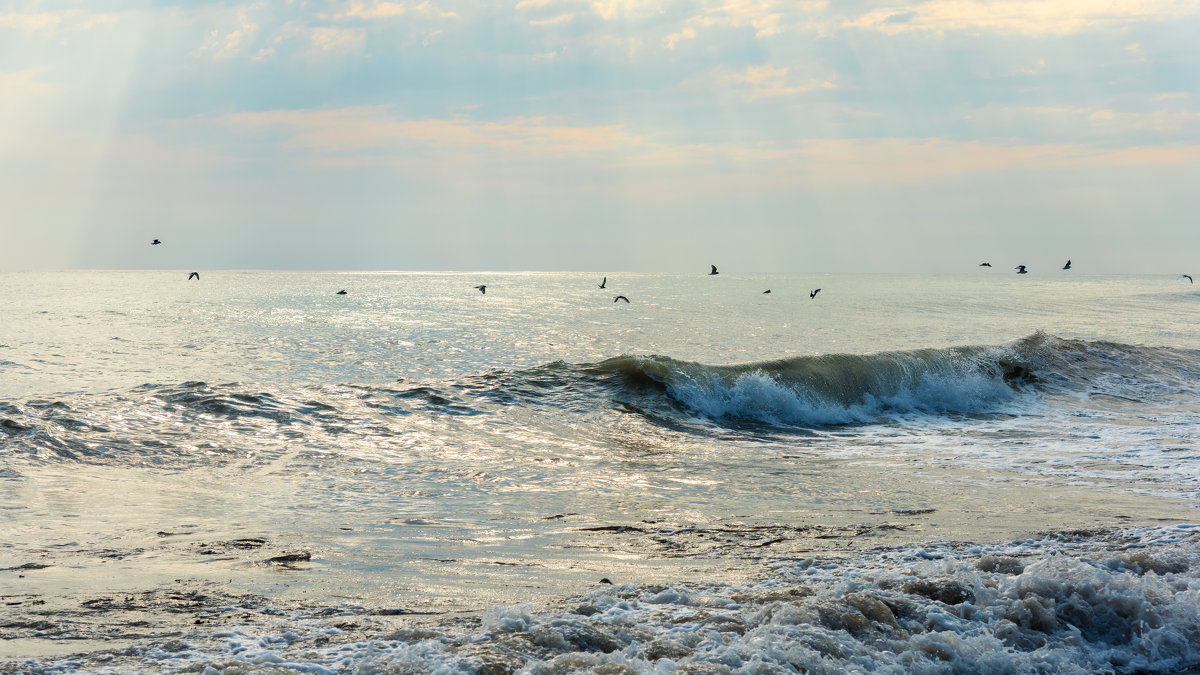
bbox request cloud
[966,104,1200,136]
[325,1,457,21]
[752,12,783,37]
[725,64,837,99]
[662,0,829,47]
[663,25,696,48]
[847,0,1200,36]
[0,11,61,31]
[219,106,646,163]
[590,0,663,21]
[195,12,260,60]
[311,26,366,53]
[208,105,1200,192]
[344,2,408,20]
[0,9,115,32]
[530,12,575,26]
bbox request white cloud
[347,2,408,19]
[530,12,575,26]
[663,26,695,49]
[0,11,62,31]
[208,106,1200,191]
[196,17,260,59]
[325,1,457,21]
[0,9,115,32]
[847,0,1200,36]
[661,0,828,48]
[590,0,661,20]
[728,64,837,99]
[967,104,1200,135]
[311,26,366,53]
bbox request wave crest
[583,333,1200,427]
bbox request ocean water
[1,270,1199,674]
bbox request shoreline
[4,521,1200,672]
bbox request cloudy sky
[2,0,1198,272]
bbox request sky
[2,0,1198,272]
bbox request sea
[1,270,1199,674]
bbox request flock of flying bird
[150,239,1196,297]
[983,259,1072,273]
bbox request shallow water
[2,271,1199,673]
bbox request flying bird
[763,289,771,294]
[151,239,161,245]
[187,272,199,280]
[979,262,992,267]
[810,289,821,299]
[709,265,719,275]
[474,285,486,294]
[1062,260,1072,270]
[599,277,607,289]
[336,290,347,295]
[613,295,630,303]
[1015,265,1028,274]
[1183,275,1193,284]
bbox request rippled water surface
[2,271,1199,672]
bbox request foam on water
[663,365,1018,426]
[14,525,1199,674]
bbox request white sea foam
[666,367,1018,426]
[22,525,1200,674]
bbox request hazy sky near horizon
[2,0,1198,272]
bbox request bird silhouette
[763,289,771,294]
[810,289,821,299]
[1015,265,1028,274]
[599,277,607,289]
[336,290,347,295]
[709,265,718,275]
[187,272,199,280]
[613,295,630,303]
[151,239,161,245]
[474,285,486,294]
[979,262,991,267]
[1062,260,1072,270]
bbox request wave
[577,333,1200,427]
[588,347,1022,427]
[4,334,1200,466]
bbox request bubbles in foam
[25,525,1199,674]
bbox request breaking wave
[5,334,1200,465]
[581,332,1200,427]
